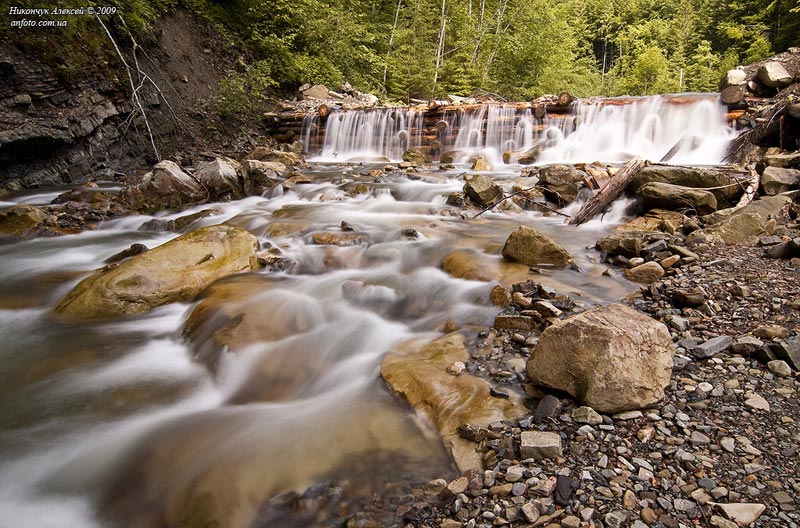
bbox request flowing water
[0,95,735,528]
[307,93,737,166]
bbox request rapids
[0,95,734,527]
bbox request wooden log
[734,165,760,210]
[567,157,646,226]
[721,85,745,106]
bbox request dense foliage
[2,0,797,102]
[206,0,798,100]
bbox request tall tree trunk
[383,0,404,86]
[433,0,447,86]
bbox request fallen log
[733,165,761,210]
[567,157,647,226]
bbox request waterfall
[303,94,736,165]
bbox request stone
[502,226,574,268]
[441,250,500,282]
[505,465,525,482]
[520,431,562,460]
[120,160,208,214]
[768,360,792,376]
[761,166,800,195]
[440,519,461,528]
[694,335,733,359]
[672,288,706,307]
[301,84,329,99]
[521,503,540,523]
[624,261,665,284]
[604,510,628,528]
[494,315,538,332]
[195,158,244,200]
[616,209,686,233]
[753,325,790,340]
[534,394,562,420]
[0,204,48,236]
[246,147,303,167]
[710,515,738,528]
[757,61,793,88]
[310,231,364,246]
[537,164,585,204]
[572,406,603,425]
[772,337,800,370]
[720,69,747,88]
[764,152,800,168]
[463,173,502,206]
[630,166,740,205]
[55,225,258,320]
[527,304,675,413]
[490,285,512,307]
[732,335,764,355]
[636,181,718,215]
[469,154,492,172]
[561,515,580,528]
[714,502,766,525]
[687,195,793,246]
[12,93,32,105]
[596,233,642,258]
[381,333,526,470]
[241,160,283,196]
[402,148,428,164]
[743,393,770,412]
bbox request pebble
[744,392,771,411]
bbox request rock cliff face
[0,11,231,196]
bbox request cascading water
[304,94,736,165]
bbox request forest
[173,0,798,103]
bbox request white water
[306,94,736,165]
[0,164,640,527]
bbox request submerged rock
[441,250,500,282]
[381,332,526,471]
[502,226,574,268]
[537,164,585,204]
[527,304,675,413]
[402,148,428,164]
[54,224,258,320]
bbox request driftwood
[567,157,647,226]
[734,165,761,209]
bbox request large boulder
[470,154,493,171]
[54,225,258,320]
[687,195,793,246]
[527,304,675,413]
[636,181,718,215]
[0,204,48,236]
[247,147,303,167]
[502,226,574,268]
[463,173,502,206]
[537,164,585,204]
[629,166,740,206]
[382,332,526,470]
[760,166,800,195]
[764,152,800,169]
[119,160,208,213]
[756,61,794,88]
[195,159,243,200]
[719,69,747,89]
[402,148,428,164]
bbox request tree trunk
[382,0,404,86]
[567,157,646,226]
[720,85,744,105]
[734,165,760,210]
[433,0,447,86]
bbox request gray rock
[732,336,764,356]
[572,406,603,425]
[694,335,733,359]
[764,152,800,168]
[743,392,770,411]
[195,158,243,200]
[604,510,628,528]
[771,337,800,370]
[636,181,718,215]
[767,359,792,376]
[537,164,586,204]
[714,503,766,525]
[757,61,793,88]
[761,166,800,195]
[519,431,562,460]
[720,69,747,88]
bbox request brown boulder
[54,225,258,320]
[0,204,48,236]
[195,159,243,200]
[119,160,208,214]
[502,226,574,268]
[629,166,740,206]
[537,164,585,204]
[441,250,500,282]
[636,182,718,215]
[527,304,675,413]
[463,173,502,206]
[624,261,665,284]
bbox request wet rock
[537,164,585,204]
[441,250,502,282]
[533,394,561,420]
[402,148,428,165]
[527,304,675,413]
[756,61,793,88]
[490,285,512,307]
[519,431,562,460]
[760,166,800,195]
[463,173,502,207]
[310,231,364,246]
[616,209,686,233]
[469,154,492,172]
[623,261,665,284]
[104,243,149,264]
[195,158,243,200]
[636,181,718,215]
[502,226,574,268]
[0,204,48,236]
[55,225,258,320]
[381,333,526,471]
[119,160,208,214]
